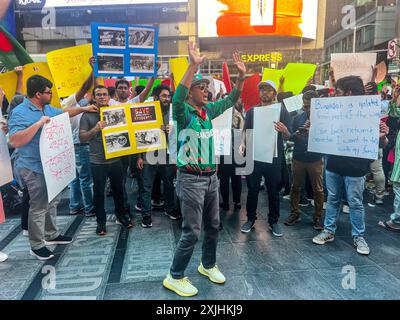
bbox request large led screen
[44,0,188,7]
[198,0,319,40]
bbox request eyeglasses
[195,84,209,92]
[95,93,109,97]
[42,91,53,95]
[259,87,274,93]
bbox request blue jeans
[324,170,366,237]
[69,144,94,214]
[140,164,176,218]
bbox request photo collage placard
[100,101,167,159]
[91,22,159,77]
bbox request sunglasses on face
[195,84,209,91]
[42,90,53,95]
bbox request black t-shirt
[326,155,371,177]
[244,103,292,163]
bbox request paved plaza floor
[1,180,400,300]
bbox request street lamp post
[353,23,380,53]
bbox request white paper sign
[254,104,281,163]
[168,104,177,162]
[308,96,381,160]
[0,130,13,187]
[212,107,233,156]
[283,94,304,113]
[331,53,377,84]
[40,113,76,202]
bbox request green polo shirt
[173,84,240,172]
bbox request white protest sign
[331,53,377,84]
[308,95,381,160]
[167,104,177,162]
[0,129,13,187]
[253,104,281,163]
[40,113,76,202]
[212,107,233,156]
[283,94,303,113]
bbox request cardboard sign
[169,57,189,88]
[101,101,167,159]
[283,63,317,95]
[212,107,233,156]
[283,94,304,113]
[40,113,76,202]
[46,44,93,98]
[331,53,377,84]
[253,103,281,163]
[308,95,381,160]
[91,23,159,77]
[0,62,62,108]
[0,127,13,188]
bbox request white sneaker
[163,274,198,297]
[0,251,9,263]
[23,230,29,237]
[198,263,226,284]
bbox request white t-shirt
[61,94,82,144]
[109,96,140,106]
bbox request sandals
[378,220,400,233]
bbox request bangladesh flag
[0,25,33,70]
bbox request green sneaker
[198,263,226,284]
[163,274,198,297]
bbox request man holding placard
[312,76,389,255]
[8,75,98,261]
[79,85,134,236]
[240,80,292,237]
[284,90,325,230]
[163,42,246,297]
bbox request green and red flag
[0,25,33,70]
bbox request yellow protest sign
[169,57,188,88]
[262,68,284,88]
[282,63,317,95]
[101,101,167,160]
[0,62,61,108]
[47,44,93,98]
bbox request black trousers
[246,161,281,226]
[91,161,125,224]
[218,163,242,204]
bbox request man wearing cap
[284,90,325,230]
[240,79,292,236]
[163,42,246,297]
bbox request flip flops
[378,220,400,233]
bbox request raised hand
[233,52,246,77]
[89,56,96,69]
[188,42,206,66]
[14,66,23,75]
[84,104,99,113]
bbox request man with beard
[240,80,292,237]
[136,85,180,228]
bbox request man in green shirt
[163,42,246,297]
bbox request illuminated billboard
[198,0,319,40]
[43,0,188,7]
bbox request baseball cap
[258,80,277,93]
[191,74,210,88]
